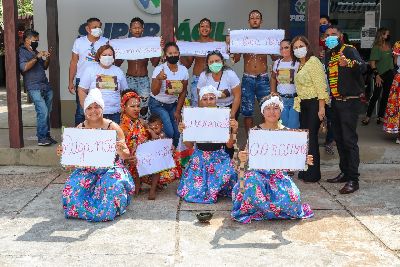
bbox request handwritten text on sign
[109,37,162,60]
[183,107,230,143]
[230,29,285,55]
[177,41,229,59]
[248,129,309,170]
[136,139,176,177]
[61,128,116,168]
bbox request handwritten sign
[136,139,176,177]
[248,129,309,170]
[109,37,162,60]
[183,107,230,143]
[230,29,284,54]
[177,41,229,59]
[61,128,116,168]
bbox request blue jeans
[28,87,53,140]
[75,78,85,126]
[190,75,200,107]
[126,75,150,119]
[149,97,179,146]
[280,97,300,129]
[104,112,121,124]
[241,74,270,117]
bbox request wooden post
[161,0,178,43]
[305,0,320,55]
[2,0,24,148]
[46,0,61,128]
[278,0,291,38]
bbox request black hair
[163,41,180,54]
[204,50,231,73]
[280,38,291,44]
[148,114,162,124]
[320,15,330,22]
[86,18,101,25]
[249,10,263,20]
[23,29,39,41]
[130,17,144,27]
[326,25,342,33]
[199,18,211,27]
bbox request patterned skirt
[383,73,400,134]
[177,148,237,204]
[231,170,314,224]
[62,160,135,222]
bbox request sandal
[361,118,370,126]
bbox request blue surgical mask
[320,24,329,34]
[325,36,339,49]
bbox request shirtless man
[115,17,161,120]
[233,10,272,134]
[181,18,214,107]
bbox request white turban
[84,88,105,111]
[199,85,222,99]
[260,95,284,113]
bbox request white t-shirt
[151,63,189,104]
[197,69,240,107]
[72,35,109,79]
[272,59,299,95]
[79,64,128,114]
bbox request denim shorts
[190,75,200,107]
[126,75,151,119]
[240,73,270,117]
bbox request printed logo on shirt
[96,75,118,91]
[277,68,296,84]
[165,80,183,96]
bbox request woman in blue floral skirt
[177,85,238,204]
[59,89,135,222]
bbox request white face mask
[91,27,102,37]
[293,47,308,59]
[100,55,114,67]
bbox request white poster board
[177,41,229,59]
[109,36,162,60]
[61,128,116,168]
[365,11,376,27]
[361,27,377,49]
[183,107,230,143]
[248,129,308,170]
[136,139,176,177]
[230,29,284,54]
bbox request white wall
[33,0,278,101]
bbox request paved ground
[0,164,399,267]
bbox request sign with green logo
[177,19,226,42]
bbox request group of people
[19,9,400,223]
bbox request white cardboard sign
[248,129,309,170]
[183,107,230,143]
[177,41,229,59]
[136,139,176,177]
[61,128,116,168]
[109,36,162,60]
[230,29,284,54]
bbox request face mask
[100,55,114,67]
[293,47,307,59]
[209,62,223,73]
[325,36,339,49]
[166,55,179,65]
[91,27,102,37]
[320,24,329,34]
[30,41,39,50]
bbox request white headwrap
[199,85,222,99]
[260,95,284,113]
[84,88,105,111]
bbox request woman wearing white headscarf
[231,94,314,224]
[176,85,238,204]
[58,89,135,222]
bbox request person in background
[270,39,300,128]
[362,27,395,125]
[291,35,329,183]
[68,17,109,125]
[19,29,56,146]
[78,44,128,124]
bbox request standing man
[324,26,366,194]
[181,18,214,107]
[68,18,108,125]
[19,29,56,146]
[115,17,160,120]
[233,10,272,134]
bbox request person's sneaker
[396,138,400,144]
[47,136,58,144]
[38,138,52,146]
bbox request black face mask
[30,41,39,50]
[166,55,179,65]
[385,35,391,41]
